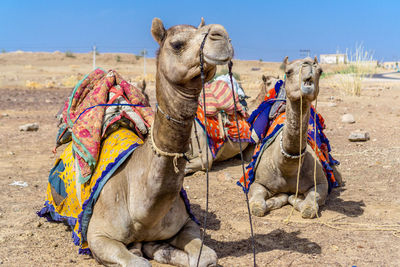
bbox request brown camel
[249,74,280,111]
[86,18,233,266]
[248,56,341,219]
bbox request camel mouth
[204,54,231,65]
[301,80,315,95]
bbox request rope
[196,30,210,267]
[228,61,257,267]
[284,65,304,223]
[149,123,188,173]
[74,103,145,124]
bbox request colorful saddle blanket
[38,128,142,254]
[58,68,154,184]
[238,82,339,193]
[199,77,247,117]
[195,105,253,158]
[38,128,198,254]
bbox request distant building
[320,54,348,64]
[382,61,399,70]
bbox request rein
[228,61,257,266]
[196,30,211,267]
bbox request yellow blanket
[38,128,143,254]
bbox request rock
[9,181,28,187]
[218,171,233,181]
[342,114,355,124]
[348,131,370,142]
[19,123,39,131]
[7,151,15,156]
[317,102,337,107]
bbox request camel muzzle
[300,81,315,95]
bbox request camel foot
[250,200,267,217]
[189,246,217,267]
[300,202,319,219]
[126,257,152,267]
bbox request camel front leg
[288,183,328,219]
[169,219,217,267]
[249,182,288,216]
[142,241,189,267]
[88,235,150,267]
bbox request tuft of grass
[116,55,121,62]
[325,43,377,96]
[65,51,75,58]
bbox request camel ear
[283,56,289,66]
[281,56,289,71]
[314,56,319,64]
[151,18,166,44]
[198,17,205,29]
[262,75,267,83]
[141,79,146,91]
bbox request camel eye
[285,69,293,76]
[170,40,185,51]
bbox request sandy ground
[0,52,399,266]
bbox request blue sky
[0,0,399,61]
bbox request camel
[249,74,280,111]
[248,56,341,219]
[84,18,233,266]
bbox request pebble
[348,131,370,142]
[341,113,355,124]
[9,181,28,187]
[7,151,15,156]
[19,123,39,131]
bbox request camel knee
[265,193,289,210]
[143,242,189,266]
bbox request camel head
[262,74,280,89]
[282,56,323,102]
[151,17,233,92]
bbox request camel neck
[152,72,200,154]
[282,98,310,156]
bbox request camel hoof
[127,257,151,267]
[250,200,267,217]
[189,247,217,267]
[301,203,318,219]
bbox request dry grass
[322,44,379,96]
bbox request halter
[155,103,188,126]
[279,134,307,159]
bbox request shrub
[65,51,75,58]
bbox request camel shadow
[322,186,365,217]
[203,229,321,259]
[190,203,221,231]
[191,206,320,259]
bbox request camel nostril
[208,30,225,41]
